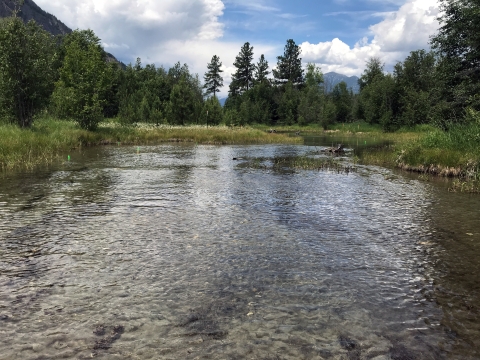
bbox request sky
[34,0,441,97]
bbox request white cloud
[35,0,225,57]
[301,0,440,75]
[34,0,281,97]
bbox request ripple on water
[0,144,478,359]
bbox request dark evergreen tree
[200,96,223,125]
[273,39,304,86]
[167,76,199,125]
[232,42,254,93]
[204,55,223,98]
[254,54,270,84]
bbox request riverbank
[2,118,479,192]
[0,118,301,172]
[255,122,480,193]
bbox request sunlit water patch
[0,144,479,359]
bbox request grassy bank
[255,121,479,192]
[0,118,301,172]
[329,122,480,192]
[2,118,479,193]
[237,155,355,173]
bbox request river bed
[0,144,479,359]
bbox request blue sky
[222,0,402,47]
[35,0,440,96]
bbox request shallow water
[0,144,479,359]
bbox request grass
[237,155,356,173]
[0,117,301,172]
[2,117,479,193]
[255,121,480,192]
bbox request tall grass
[398,123,480,176]
[0,117,301,172]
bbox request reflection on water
[0,144,479,359]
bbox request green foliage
[273,39,304,86]
[201,97,223,126]
[298,65,324,126]
[204,55,223,98]
[394,50,437,126]
[224,108,240,127]
[322,100,337,130]
[51,29,112,130]
[231,42,254,93]
[254,54,270,84]
[117,60,198,126]
[305,63,324,88]
[277,81,300,125]
[167,76,200,125]
[359,74,396,130]
[331,82,353,123]
[431,0,480,119]
[358,57,384,91]
[0,16,57,127]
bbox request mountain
[0,0,71,35]
[323,72,360,94]
[0,0,122,65]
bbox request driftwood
[323,144,345,153]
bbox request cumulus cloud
[34,0,279,97]
[301,0,441,75]
[35,0,225,58]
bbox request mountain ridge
[323,72,360,94]
[0,0,122,65]
[0,0,71,35]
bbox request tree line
[0,0,478,131]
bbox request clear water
[0,144,479,359]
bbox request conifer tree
[203,55,223,98]
[254,54,270,84]
[232,42,254,93]
[273,39,304,86]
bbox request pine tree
[232,42,254,93]
[273,39,304,86]
[254,54,270,84]
[203,55,223,98]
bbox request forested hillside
[0,0,70,35]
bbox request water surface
[0,144,479,359]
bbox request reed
[237,155,356,173]
[0,118,301,172]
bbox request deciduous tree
[0,15,56,127]
[52,29,112,130]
